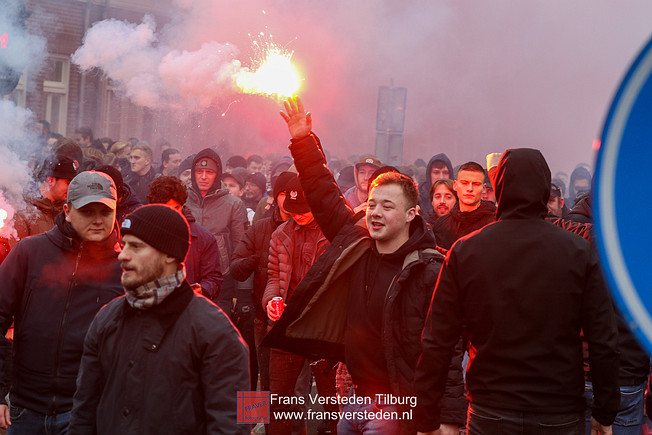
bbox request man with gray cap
[0,171,124,434]
[70,204,249,435]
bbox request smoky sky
[76,0,652,177]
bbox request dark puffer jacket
[69,282,250,435]
[0,213,123,414]
[414,148,620,431]
[431,200,496,250]
[263,134,465,434]
[230,206,287,321]
[418,154,454,221]
[261,218,328,309]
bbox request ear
[405,206,417,223]
[453,180,458,191]
[482,184,486,193]
[560,198,565,207]
[46,176,57,187]
[63,203,72,223]
[164,255,177,265]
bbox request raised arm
[280,97,355,241]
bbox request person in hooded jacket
[431,162,496,251]
[0,171,124,434]
[414,148,620,435]
[264,97,465,435]
[418,154,454,220]
[185,148,248,305]
[567,165,592,209]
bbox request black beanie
[121,204,191,262]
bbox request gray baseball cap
[67,171,117,210]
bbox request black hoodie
[418,154,454,220]
[415,148,620,431]
[431,200,496,250]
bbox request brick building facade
[4,0,172,143]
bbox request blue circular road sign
[595,35,652,354]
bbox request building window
[100,77,145,141]
[1,69,26,107]
[43,56,69,135]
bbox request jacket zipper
[50,242,83,412]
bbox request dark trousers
[8,406,70,435]
[216,297,258,390]
[254,317,271,391]
[467,402,584,435]
[269,349,338,435]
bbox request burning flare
[0,208,6,230]
[236,43,301,98]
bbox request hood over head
[493,148,550,220]
[191,148,222,195]
[569,165,592,201]
[425,153,454,190]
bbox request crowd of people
[0,98,648,435]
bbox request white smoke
[0,101,40,240]
[72,16,164,107]
[73,16,246,108]
[0,0,47,85]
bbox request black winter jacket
[0,213,123,414]
[231,206,286,321]
[69,282,250,435]
[431,200,496,250]
[125,167,158,204]
[183,207,223,299]
[568,193,592,224]
[415,148,620,431]
[264,134,466,433]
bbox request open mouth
[370,221,384,231]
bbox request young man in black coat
[264,97,465,435]
[414,148,620,435]
[431,161,496,251]
[69,205,249,435]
